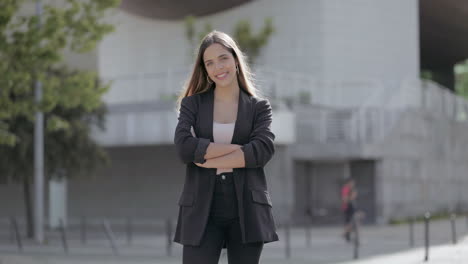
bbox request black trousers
[183,172,264,264]
[344,203,356,224]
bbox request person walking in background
[341,177,357,242]
[173,31,278,264]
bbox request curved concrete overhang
[420,0,468,68]
[117,0,468,89]
[120,0,253,20]
[119,0,468,69]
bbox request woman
[341,178,357,242]
[173,31,278,264]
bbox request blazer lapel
[201,87,251,145]
[199,88,215,142]
[231,88,250,145]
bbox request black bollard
[424,212,431,262]
[409,217,414,248]
[353,214,360,260]
[80,216,87,245]
[450,213,457,244]
[466,213,468,232]
[285,222,291,259]
[166,218,173,257]
[9,217,15,243]
[59,219,69,254]
[305,221,311,248]
[103,220,119,255]
[126,217,133,245]
[10,217,23,252]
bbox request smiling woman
[204,44,239,93]
[173,31,278,264]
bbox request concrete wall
[68,145,183,219]
[321,0,420,85]
[68,144,292,224]
[98,0,323,78]
[264,145,295,224]
[369,110,468,223]
[0,144,292,226]
[291,159,377,225]
[0,184,25,218]
[0,146,184,222]
[98,0,419,106]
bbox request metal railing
[2,212,468,261]
[1,216,175,256]
[296,106,402,143]
[280,210,468,262]
[101,67,387,108]
[101,68,468,145]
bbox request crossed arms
[174,96,275,169]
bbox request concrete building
[2,0,468,227]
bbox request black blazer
[173,87,279,246]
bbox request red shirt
[341,185,351,211]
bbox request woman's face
[203,43,238,88]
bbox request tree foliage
[455,60,468,100]
[184,16,274,64]
[0,0,119,236]
[0,0,119,178]
[0,0,119,146]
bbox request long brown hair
[176,30,258,110]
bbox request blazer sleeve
[240,98,275,168]
[174,96,211,164]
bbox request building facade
[1,0,468,227]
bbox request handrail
[101,67,387,108]
[101,68,468,144]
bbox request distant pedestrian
[341,177,357,242]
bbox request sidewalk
[337,235,468,264]
[0,217,466,264]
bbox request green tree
[420,69,434,81]
[0,0,119,237]
[184,16,274,64]
[455,60,468,99]
[232,18,274,64]
[184,15,213,57]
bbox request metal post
[9,217,15,243]
[450,213,457,244]
[80,216,87,244]
[34,0,45,244]
[424,212,430,262]
[126,217,133,245]
[466,213,468,229]
[59,219,69,254]
[10,217,23,252]
[167,68,173,97]
[409,217,414,247]
[353,214,360,260]
[166,218,173,256]
[285,222,291,259]
[103,220,119,255]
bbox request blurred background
[1,0,468,261]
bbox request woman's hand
[194,162,207,167]
[194,160,213,168]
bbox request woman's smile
[215,71,229,80]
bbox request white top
[213,121,235,174]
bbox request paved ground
[0,217,466,263]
